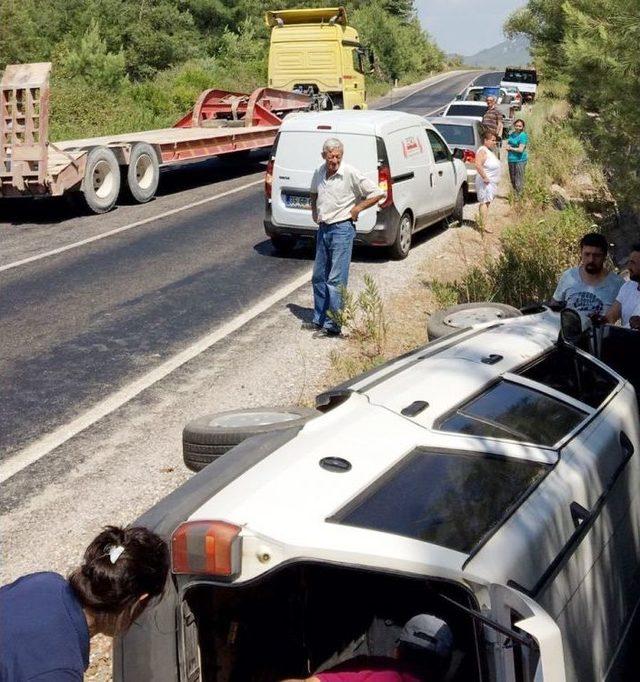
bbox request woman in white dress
[474,129,502,231]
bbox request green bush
[443,206,595,308]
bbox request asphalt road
[0,70,501,466]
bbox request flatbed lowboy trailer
[0,62,310,213]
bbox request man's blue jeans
[312,220,355,332]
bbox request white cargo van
[264,110,467,259]
[115,308,640,682]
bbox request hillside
[463,36,531,69]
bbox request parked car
[442,100,488,121]
[263,110,467,260]
[462,85,509,104]
[426,116,482,195]
[502,85,523,107]
[501,67,538,102]
[114,306,640,682]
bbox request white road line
[0,267,312,484]
[375,70,472,109]
[0,179,263,274]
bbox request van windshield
[331,447,549,553]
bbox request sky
[416,0,526,56]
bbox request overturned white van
[264,110,467,259]
[115,308,640,681]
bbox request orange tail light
[171,520,242,579]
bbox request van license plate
[285,194,311,209]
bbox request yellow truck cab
[265,6,371,110]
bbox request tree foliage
[506,0,640,208]
[1,1,444,139]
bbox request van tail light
[462,149,476,164]
[377,165,393,208]
[171,520,242,579]
[265,159,274,199]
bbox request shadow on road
[255,219,450,264]
[0,151,270,227]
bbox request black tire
[82,146,121,214]
[427,301,522,340]
[182,406,320,472]
[388,211,412,260]
[270,234,297,254]
[126,142,159,203]
[449,187,464,224]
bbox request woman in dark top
[0,525,169,682]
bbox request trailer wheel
[126,143,160,203]
[82,147,121,214]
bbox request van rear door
[271,131,379,233]
[489,584,566,681]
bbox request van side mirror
[560,308,588,345]
[452,148,464,160]
[367,49,375,73]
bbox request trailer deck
[1,63,310,212]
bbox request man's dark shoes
[301,321,321,331]
[313,327,343,339]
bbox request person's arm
[310,168,320,224]
[475,148,490,183]
[605,300,622,325]
[508,132,527,153]
[29,670,83,681]
[350,194,383,222]
[351,171,384,222]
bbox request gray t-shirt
[553,266,623,315]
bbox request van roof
[279,110,431,136]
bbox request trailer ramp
[0,62,51,196]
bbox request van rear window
[445,104,487,117]
[331,448,549,553]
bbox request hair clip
[107,545,125,564]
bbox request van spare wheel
[427,301,522,340]
[182,406,320,472]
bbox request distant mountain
[462,36,531,69]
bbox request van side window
[426,129,452,163]
[518,348,618,408]
[331,447,549,553]
[437,380,587,446]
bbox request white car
[115,306,640,682]
[264,110,467,260]
[426,116,483,195]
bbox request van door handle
[429,173,433,187]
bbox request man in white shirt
[551,232,623,316]
[605,243,640,329]
[304,138,383,337]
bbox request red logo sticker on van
[402,136,423,158]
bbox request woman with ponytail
[0,526,169,681]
